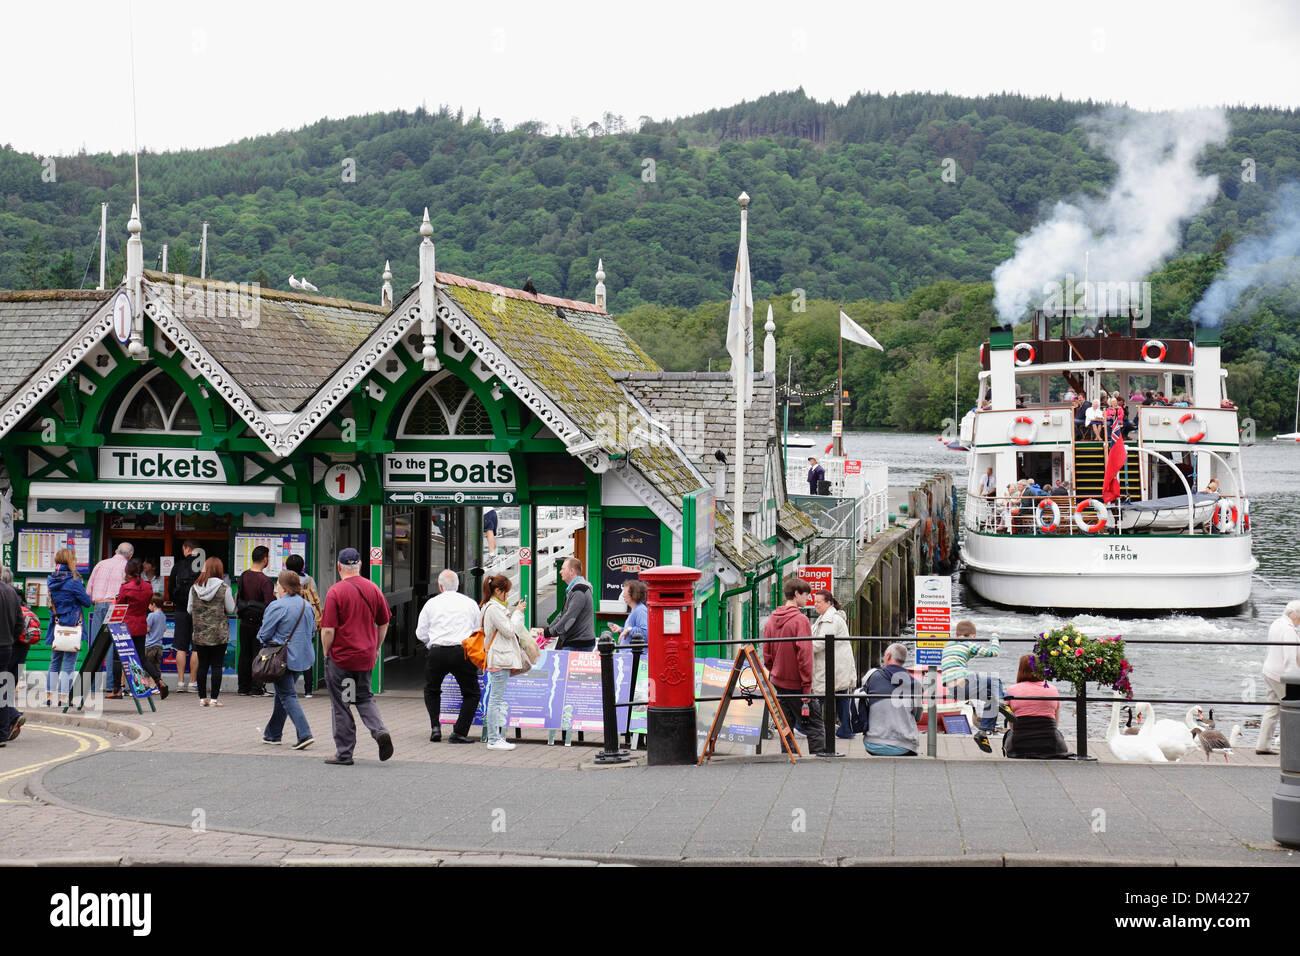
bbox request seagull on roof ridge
[288,275,305,290]
[300,276,319,293]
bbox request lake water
[838,429,1300,742]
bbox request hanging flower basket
[1031,623,1132,699]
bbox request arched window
[112,368,201,434]
[396,371,494,438]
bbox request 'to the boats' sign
[382,453,516,505]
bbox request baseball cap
[337,547,361,565]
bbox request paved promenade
[1,692,1294,865]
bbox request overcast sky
[5,0,1300,156]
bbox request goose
[288,274,305,290]
[1138,703,1197,762]
[1106,700,1167,762]
[1191,726,1232,762]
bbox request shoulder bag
[252,600,307,684]
[51,605,83,653]
[463,607,488,671]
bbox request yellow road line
[0,724,111,786]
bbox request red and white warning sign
[518,546,532,566]
[369,547,383,566]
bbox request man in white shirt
[1259,600,1300,754]
[417,569,483,744]
[86,542,133,694]
[978,467,996,497]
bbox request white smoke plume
[992,108,1228,325]
[1191,183,1300,327]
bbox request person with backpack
[45,549,92,708]
[236,546,275,696]
[283,554,321,697]
[854,643,922,756]
[0,565,27,742]
[189,557,236,706]
[256,570,315,751]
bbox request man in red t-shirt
[320,548,393,766]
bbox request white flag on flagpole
[0,486,12,547]
[840,310,883,351]
[726,237,754,409]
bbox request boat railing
[964,490,1247,538]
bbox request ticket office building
[0,256,789,690]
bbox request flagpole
[732,193,749,648]
[835,305,843,458]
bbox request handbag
[251,601,306,684]
[51,606,82,653]
[463,607,488,671]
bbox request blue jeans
[47,649,78,698]
[485,669,510,743]
[947,673,1005,731]
[262,669,313,745]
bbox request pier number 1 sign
[914,575,952,667]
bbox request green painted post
[520,499,533,627]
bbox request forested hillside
[3,90,1299,308]
[2,90,1298,432]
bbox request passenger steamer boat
[958,317,1255,611]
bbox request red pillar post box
[640,565,702,766]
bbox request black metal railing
[610,632,1284,760]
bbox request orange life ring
[979,343,987,366]
[1074,498,1109,534]
[1212,500,1238,533]
[1008,416,1037,446]
[1178,412,1207,443]
[1013,342,1036,366]
[1141,339,1167,363]
[1034,498,1061,533]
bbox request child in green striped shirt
[941,620,1005,747]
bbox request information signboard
[232,531,309,577]
[15,526,92,575]
[914,575,953,667]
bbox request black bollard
[821,631,841,757]
[1068,685,1096,761]
[595,635,631,765]
[1273,667,1300,846]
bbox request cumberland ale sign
[382,453,516,505]
[99,447,222,482]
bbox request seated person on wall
[1002,655,1069,759]
[854,642,922,756]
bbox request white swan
[1137,703,1196,762]
[1106,700,1168,762]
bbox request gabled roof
[143,271,386,413]
[612,371,777,514]
[0,290,111,406]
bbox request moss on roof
[778,500,818,543]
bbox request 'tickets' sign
[382,453,516,505]
[602,519,660,603]
[99,447,223,483]
[797,565,833,595]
